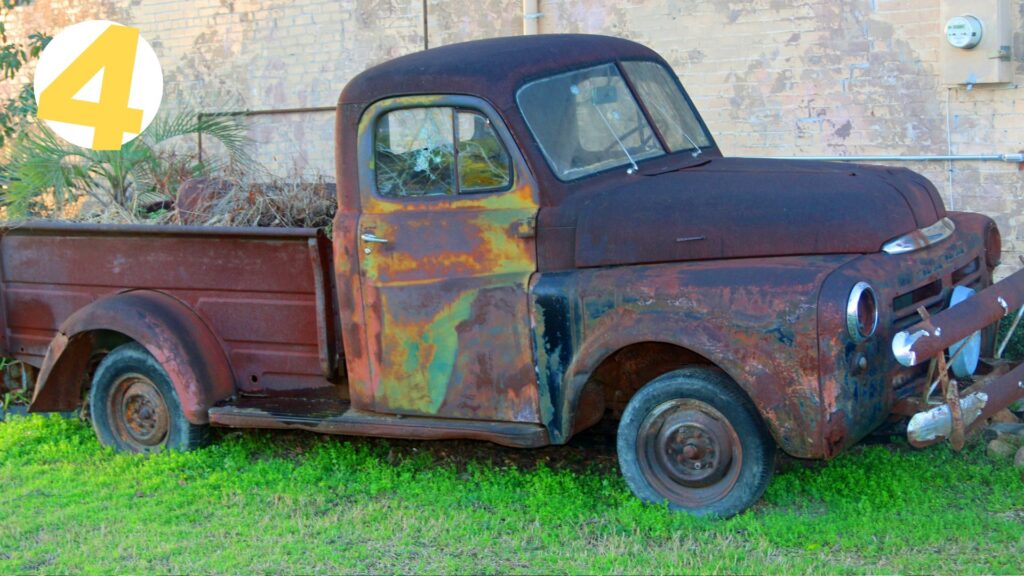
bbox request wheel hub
[655,411,733,487]
[110,375,169,449]
[637,399,742,507]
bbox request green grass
[0,415,1022,574]
[997,314,1024,362]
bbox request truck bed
[0,222,341,394]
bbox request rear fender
[28,290,235,424]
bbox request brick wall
[3,0,1023,271]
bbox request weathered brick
[1,0,1022,268]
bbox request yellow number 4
[37,25,144,151]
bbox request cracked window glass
[620,61,710,154]
[457,110,511,193]
[375,107,455,198]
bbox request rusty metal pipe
[907,360,1024,447]
[892,266,1024,367]
[970,364,1024,429]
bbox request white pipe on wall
[523,0,540,35]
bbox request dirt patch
[213,417,831,477]
[222,419,622,475]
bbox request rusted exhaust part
[1,361,36,394]
[907,360,1024,447]
[907,392,988,448]
[893,266,1024,367]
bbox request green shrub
[1,111,251,218]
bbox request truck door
[355,96,541,423]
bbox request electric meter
[945,15,983,49]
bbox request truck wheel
[89,343,208,453]
[617,367,775,518]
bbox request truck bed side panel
[0,224,335,393]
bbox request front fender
[531,256,854,458]
[29,290,235,424]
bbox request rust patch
[348,93,541,424]
[531,256,844,457]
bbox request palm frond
[1,106,253,218]
[143,111,251,165]
[1,125,94,217]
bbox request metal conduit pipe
[523,0,541,35]
[196,106,336,162]
[754,154,1024,163]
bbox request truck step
[208,390,549,448]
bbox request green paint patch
[422,291,476,412]
[2,415,1023,573]
[382,290,476,413]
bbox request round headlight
[985,222,1001,269]
[847,282,879,342]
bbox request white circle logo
[34,20,163,150]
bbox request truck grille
[891,257,982,331]
[888,257,983,399]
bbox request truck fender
[553,309,783,447]
[28,290,235,424]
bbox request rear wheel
[89,343,207,453]
[617,367,775,518]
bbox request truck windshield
[517,61,711,180]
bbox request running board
[208,401,549,448]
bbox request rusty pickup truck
[9,34,1024,517]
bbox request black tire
[89,342,208,453]
[617,366,776,518]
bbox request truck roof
[338,34,663,109]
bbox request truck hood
[569,157,946,268]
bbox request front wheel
[617,367,776,518]
[89,343,208,453]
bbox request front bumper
[815,211,994,454]
[892,265,1024,447]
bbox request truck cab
[17,34,1024,518]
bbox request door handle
[360,232,389,244]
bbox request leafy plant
[996,314,1024,362]
[1,110,252,218]
[0,0,50,148]
[2,388,28,410]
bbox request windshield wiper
[644,158,711,176]
[680,129,704,158]
[591,102,639,174]
[637,89,704,158]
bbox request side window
[375,107,455,198]
[457,111,511,193]
[374,106,513,199]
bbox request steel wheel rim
[108,374,169,451]
[636,398,742,508]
